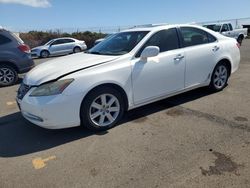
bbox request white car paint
[17,24,240,129]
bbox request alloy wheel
[89,94,120,127]
[74,47,81,53]
[41,51,49,58]
[213,65,228,89]
[0,67,15,85]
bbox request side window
[52,39,64,45]
[136,28,179,57]
[180,27,209,47]
[208,33,217,43]
[63,39,74,43]
[0,34,12,45]
[221,24,229,32]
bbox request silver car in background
[31,37,87,58]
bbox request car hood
[24,53,119,86]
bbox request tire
[40,50,50,58]
[0,64,18,87]
[80,86,125,131]
[237,35,244,46]
[73,47,81,53]
[209,62,229,91]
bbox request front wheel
[40,50,50,58]
[209,63,229,91]
[80,86,125,131]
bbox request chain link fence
[3,17,250,36]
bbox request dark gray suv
[0,29,34,86]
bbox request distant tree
[19,30,107,49]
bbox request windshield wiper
[86,51,121,56]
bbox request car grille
[17,83,31,100]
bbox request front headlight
[30,79,74,97]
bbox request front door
[132,28,185,105]
[49,39,65,55]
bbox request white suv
[17,24,240,131]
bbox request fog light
[22,112,44,122]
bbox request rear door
[132,28,185,105]
[228,24,237,38]
[179,27,220,88]
[60,39,75,53]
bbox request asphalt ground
[0,40,250,188]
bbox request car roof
[0,28,9,33]
[54,37,77,40]
[203,23,230,25]
[122,24,207,32]
[122,24,225,40]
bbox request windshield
[87,31,149,56]
[45,40,54,46]
[203,24,221,32]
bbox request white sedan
[17,24,240,131]
[31,37,87,58]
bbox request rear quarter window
[208,33,217,43]
[0,34,12,45]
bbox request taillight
[18,44,30,53]
[236,43,240,49]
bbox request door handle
[212,46,220,52]
[174,54,185,61]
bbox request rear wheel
[209,62,229,91]
[0,65,18,87]
[40,50,50,58]
[73,47,81,53]
[80,86,125,131]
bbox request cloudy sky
[0,0,51,8]
[0,0,250,32]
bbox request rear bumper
[18,57,35,73]
[80,44,88,51]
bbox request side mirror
[140,46,160,60]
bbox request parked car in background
[0,29,34,87]
[94,34,113,46]
[17,24,240,131]
[31,37,87,58]
[203,23,248,45]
